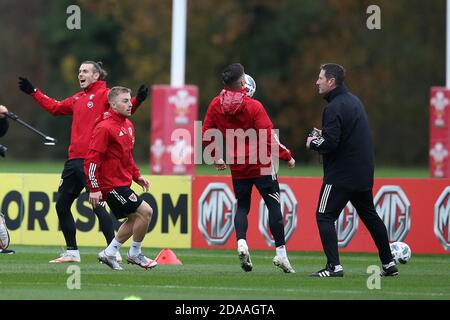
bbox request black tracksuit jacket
[0,117,8,137]
[310,84,374,191]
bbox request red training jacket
[84,110,141,198]
[202,87,292,179]
[31,81,141,159]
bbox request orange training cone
[155,248,182,265]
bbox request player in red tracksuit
[18,61,149,263]
[202,63,296,273]
[84,86,156,271]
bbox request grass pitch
[0,160,429,177]
[0,245,448,300]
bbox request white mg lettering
[375,186,411,242]
[376,194,391,225]
[216,192,233,237]
[336,202,358,248]
[338,214,351,238]
[258,184,297,246]
[202,191,233,238]
[202,193,216,228]
[434,187,450,250]
[199,184,236,245]
[437,204,450,239]
[210,191,221,237]
[377,194,406,239]
[390,194,407,240]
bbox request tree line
[0,0,444,167]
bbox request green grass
[0,245,448,300]
[0,160,429,177]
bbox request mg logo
[198,183,236,245]
[434,187,450,250]
[258,184,297,247]
[335,202,359,248]
[374,186,411,242]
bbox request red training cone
[155,248,182,265]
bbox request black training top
[310,84,374,191]
[0,117,8,137]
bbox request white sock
[67,249,80,258]
[128,240,142,257]
[276,245,287,259]
[237,239,248,250]
[334,264,344,272]
[105,238,122,256]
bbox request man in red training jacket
[202,63,296,273]
[18,61,148,263]
[84,86,155,271]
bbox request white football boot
[98,250,123,271]
[237,245,253,272]
[272,255,296,273]
[49,252,81,263]
[126,253,157,269]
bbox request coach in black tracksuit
[306,63,397,277]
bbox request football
[0,212,10,249]
[390,241,411,264]
[244,74,256,97]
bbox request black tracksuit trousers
[316,183,393,266]
[232,175,286,247]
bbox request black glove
[18,77,36,95]
[136,84,149,103]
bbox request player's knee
[269,214,283,227]
[235,208,249,217]
[55,201,64,215]
[237,200,251,212]
[55,194,73,216]
[316,212,332,224]
[147,205,153,220]
[137,201,153,221]
[92,203,106,214]
[126,214,136,223]
[236,202,251,216]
